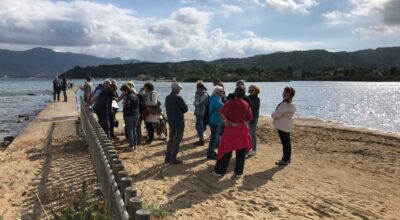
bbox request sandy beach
[0,90,399,219]
[114,114,400,219]
[0,91,97,219]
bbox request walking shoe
[233,173,242,178]
[206,154,217,160]
[248,149,257,156]
[110,135,119,140]
[159,133,167,140]
[275,160,289,166]
[169,159,183,164]
[209,171,222,177]
[194,140,205,146]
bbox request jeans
[166,126,184,160]
[249,117,259,151]
[207,124,221,156]
[62,89,67,101]
[195,114,205,141]
[136,118,143,144]
[124,116,138,148]
[214,148,247,175]
[278,130,291,162]
[145,122,155,142]
[53,89,60,101]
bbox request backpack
[202,93,210,126]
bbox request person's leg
[234,149,247,175]
[125,116,134,148]
[132,118,138,147]
[170,128,184,161]
[195,114,204,142]
[57,91,60,101]
[109,113,117,138]
[53,90,56,101]
[63,90,67,101]
[136,118,143,144]
[249,117,259,152]
[165,127,175,162]
[214,151,232,175]
[207,125,219,157]
[145,122,155,143]
[278,130,291,162]
[97,115,110,138]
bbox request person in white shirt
[271,87,296,166]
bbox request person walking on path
[93,83,116,139]
[210,86,253,177]
[247,84,261,156]
[52,76,61,102]
[206,86,224,160]
[120,84,139,150]
[165,82,188,164]
[142,82,159,144]
[80,77,93,104]
[61,78,68,102]
[272,87,296,166]
[193,82,208,146]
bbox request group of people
[52,76,70,102]
[80,78,296,177]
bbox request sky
[0,0,399,61]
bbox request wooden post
[117,170,128,184]
[120,177,132,200]
[113,164,124,179]
[128,197,143,220]
[124,185,138,205]
[111,158,122,169]
[136,209,151,220]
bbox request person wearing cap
[193,81,208,146]
[164,82,188,164]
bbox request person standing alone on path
[193,82,208,146]
[80,78,93,104]
[165,82,188,164]
[272,87,296,166]
[52,76,61,102]
[61,78,68,102]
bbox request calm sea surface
[1,79,399,139]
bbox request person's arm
[271,102,286,119]
[220,112,231,126]
[179,97,188,113]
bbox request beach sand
[114,114,400,219]
[0,91,97,219]
[0,90,399,219]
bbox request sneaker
[159,133,167,140]
[110,135,119,140]
[206,153,217,160]
[248,149,257,156]
[275,160,289,166]
[170,159,183,164]
[209,171,222,177]
[233,173,242,178]
[194,140,205,146]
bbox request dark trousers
[97,115,110,138]
[136,118,143,144]
[109,113,116,138]
[53,90,60,101]
[145,122,155,142]
[214,148,247,175]
[278,130,291,162]
[62,89,67,101]
[166,127,184,160]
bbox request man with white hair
[164,82,188,164]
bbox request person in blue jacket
[206,85,224,160]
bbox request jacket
[123,92,139,118]
[194,90,208,116]
[144,90,159,123]
[248,94,260,119]
[165,92,188,129]
[271,101,296,133]
[209,95,224,126]
[93,89,112,119]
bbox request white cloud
[181,0,197,4]
[253,0,318,13]
[243,30,257,37]
[220,4,243,17]
[0,0,314,61]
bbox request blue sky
[1,0,399,61]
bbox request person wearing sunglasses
[247,85,261,156]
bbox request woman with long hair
[248,84,261,156]
[272,87,296,166]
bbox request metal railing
[79,98,129,220]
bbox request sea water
[1,79,399,140]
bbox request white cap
[171,82,183,90]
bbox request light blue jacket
[209,95,223,126]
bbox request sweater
[248,94,260,119]
[271,101,296,133]
[209,95,224,126]
[165,92,188,129]
[194,91,208,116]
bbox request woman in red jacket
[210,86,253,177]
